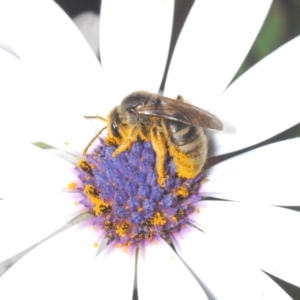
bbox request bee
[84,91,223,186]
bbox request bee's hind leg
[150,126,167,187]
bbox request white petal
[100,0,174,101]
[0,0,99,70]
[0,143,85,262]
[209,36,300,156]
[164,0,271,107]
[202,138,300,206]
[0,42,18,58]
[83,243,136,300]
[192,201,300,288]
[73,11,100,57]
[138,238,208,300]
[45,147,79,165]
[0,221,103,300]
[0,47,21,87]
[0,192,87,263]
[174,226,292,300]
[0,0,109,152]
[0,142,80,200]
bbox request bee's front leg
[112,125,141,157]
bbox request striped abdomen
[165,119,208,178]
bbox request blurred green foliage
[235,0,300,143]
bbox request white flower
[0,0,300,299]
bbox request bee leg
[83,126,107,155]
[150,126,167,187]
[83,115,108,155]
[112,125,141,157]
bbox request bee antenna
[83,126,107,155]
[83,115,107,122]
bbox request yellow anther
[152,212,166,226]
[84,184,99,197]
[116,222,130,237]
[78,159,94,175]
[93,202,112,216]
[176,186,189,198]
[83,184,111,216]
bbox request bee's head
[108,107,122,139]
[120,91,148,113]
[120,91,154,123]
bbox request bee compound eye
[111,122,121,138]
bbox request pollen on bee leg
[112,126,142,157]
[169,146,201,179]
[150,126,168,187]
[112,143,132,157]
[158,176,166,187]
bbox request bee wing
[136,95,223,130]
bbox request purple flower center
[76,139,201,246]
